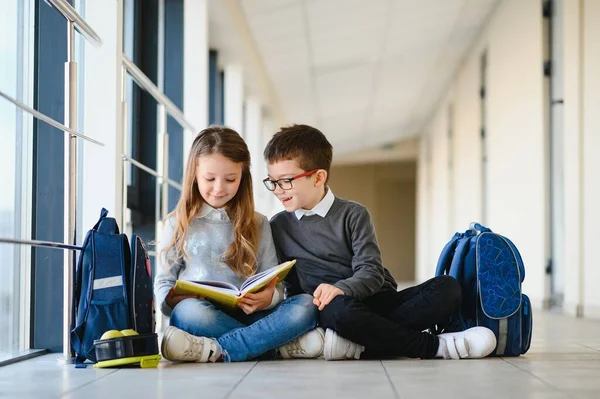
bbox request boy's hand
[313,284,344,311]
[238,277,279,315]
[165,286,204,309]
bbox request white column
[415,135,430,284]
[244,97,267,214]
[224,65,244,134]
[261,116,282,218]
[183,0,208,161]
[562,0,584,317]
[81,0,120,233]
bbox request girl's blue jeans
[169,293,318,362]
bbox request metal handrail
[122,55,195,132]
[121,154,183,191]
[0,238,81,251]
[0,90,104,146]
[44,0,102,46]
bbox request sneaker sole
[315,327,326,357]
[160,326,176,360]
[324,329,336,361]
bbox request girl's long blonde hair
[162,126,260,278]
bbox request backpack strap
[435,233,461,276]
[92,208,109,230]
[72,207,106,364]
[71,230,93,364]
[75,355,88,368]
[469,222,492,233]
[71,324,87,368]
[72,231,92,328]
[448,235,472,283]
[446,233,476,332]
[94,208,120,235]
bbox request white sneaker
[437,326,497,359]
[279,327,325,359]
[323,329,365,361]
[161,326,222,362]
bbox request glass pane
[0,0,33,356]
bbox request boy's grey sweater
[270,196,397,299]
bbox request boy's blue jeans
[169,293,318,362]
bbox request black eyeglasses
[262,169,318,191]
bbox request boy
[263,124,497,360]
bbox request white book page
[192,280,240,295]
[240,267,280,293]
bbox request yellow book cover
[174,260,296,308]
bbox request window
[0,0,35,357]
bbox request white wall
[419,0,600,319]
[563,0,600,318]
[562,0,600,318]
[484,0,546,305]
[581,0,600,318]
[417,0,547,307]
[453,54,483,226]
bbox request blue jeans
[170,293,318,362]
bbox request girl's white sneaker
[279,327,325,359]
[161,326,222,362]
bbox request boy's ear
[314,169,328,187]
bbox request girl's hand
[165,286,203,309]
[238,277,279,315]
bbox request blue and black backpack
[71,208,154,365]
[435,222,533,356]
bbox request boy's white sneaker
[436,326,497,359]
[279,327,325,359]
[323,329,365,360]
[161,326,222,362]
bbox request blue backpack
[71,208,154,365]
[435,222,532,356]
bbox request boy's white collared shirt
[198,202,230,221]
[295,187,335,219]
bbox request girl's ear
[314,169,328,187]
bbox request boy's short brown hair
[263,124,333,177]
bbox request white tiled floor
[2,311,600,399]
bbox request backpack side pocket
[81,297,130,362]
[521,294,533,354]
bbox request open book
[174,260,296,308]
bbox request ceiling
[211,0,499,155]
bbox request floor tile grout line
[222,361,259,399]
[499,357,576,398]
[381,360,401,399]
[577,343,600,353]
[60,368,121,398]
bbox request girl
[155,126,323,362]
